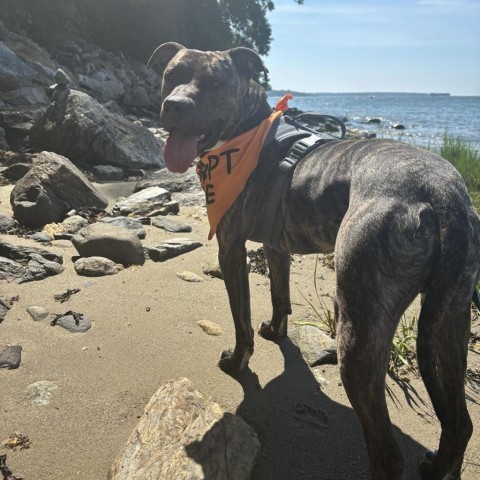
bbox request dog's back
[283,138,480,479]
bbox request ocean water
[267,93,480,150]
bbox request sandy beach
[1,179,479,480]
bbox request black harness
[250,113,346,248]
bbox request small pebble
[196,320,223,336]
[0,345,22,369]
[176,271,203,282]
[26,305,49,322]
[51,313,92,333]
[26,381,58,405]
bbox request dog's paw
[258,320,287,340]
[218,348,251,374]
[418,450,438,480]
[418,450,459,480]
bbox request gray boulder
[0,345,22,369]
[134,168,198,194]
[78,68,125,100]
[52,313,92,333]
[74,256,124,277]
[72,223,145,265]
[0,109,43,150]
[146,238,203,262]
[10,151,108,228]
[0,297,11,323]
[151,217,192,233]
[92,165,124,181]
[0,213,15,232]
[29,89,164,169]
[4,32,60,87]
[122,85,150,108]
[289,324,338,367]
[112,186,172,217]
[99,217,146,239]
[0,41,49,106]
[0,162,31,181]
[0,239,64,283]
[61,215,89,234]
[109,378,260,480]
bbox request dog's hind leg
[417,279,475,479]
[258,246,292,340]
[336,291,406,480]
[416,201,479,479]
[335,200,438,480]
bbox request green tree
[0,0,304,61]
[218,0,303,55]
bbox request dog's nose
[162,96,194,115]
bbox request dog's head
[148,42,267,173]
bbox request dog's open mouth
[163,129,199,173]
[163,129,216,173]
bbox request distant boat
[430,93,450,96]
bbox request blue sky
[265,0,480,95]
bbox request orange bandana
[196,109,283,239]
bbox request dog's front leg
[217,230,254,374]
[258,246,291,340]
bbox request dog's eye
[164,64,189,83]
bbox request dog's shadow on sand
[187,338,429,480]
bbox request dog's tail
[416,190,479,423]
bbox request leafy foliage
[0,0,305,62]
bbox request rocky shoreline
[1,18,480,480]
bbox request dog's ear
[228,47,269,80]
[147,42,185,74]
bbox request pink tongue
[163,130,198,173]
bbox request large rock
[0,297,11,323]
[289,324,338,367]
[0,213,15,232]
[0,345,22,369]
[0,41,50,106]
[92,165,124,181]
[112,186,172,217]
[134,168,198,194]
[74,256,124,277]
[134,167,203,207]
[77,69,125,101]
[4,32,59,83]
[72,223,145,265]
[0,239,64,283]
[10,151,108,228]
[99,217,146,239]
[0,109,44,150]
[109,378,260,480]
[29,89,164,169]
[146,238,203,262]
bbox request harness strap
[250,133,333,248]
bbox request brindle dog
[148,42,480,480]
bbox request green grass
[298,255,337,337]
[439,135,480,211]
[388,315,417,377]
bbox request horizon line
[267,90,480,97]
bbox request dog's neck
[202,82,272,154]
[232,81,272,138]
